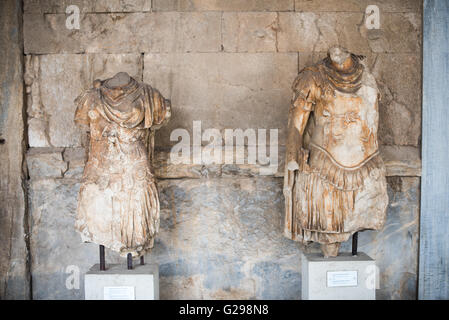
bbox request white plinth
[301,252,376,300]
[84,263,159,300]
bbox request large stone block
[362,177,420,299]
[362,12,421,54]
[153,177,302,299]
[153,0,294,12]
[372,54,421,146]
[24,12,221,54]
[24,0,151,13]
[25,54,142,147]
[0,0,30,300]
[27,148,67,179]
[295,0,422,13]
[277,12,420,53]
[144,53,298,148]
[29,178,103,299]
[223,12,278,52]
[63,148,87,179]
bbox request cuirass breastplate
[310,84,379,168]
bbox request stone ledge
[26,145,421,180]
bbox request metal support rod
[352,232,358,256]
[99,245,105,271]
[140,256,144,265]
[127,253,133,270]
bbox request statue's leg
[140,256,144,265]
[321,243,341,258]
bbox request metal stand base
[352,232,358,256]
[100,245,145,271]
[99,245,106,271]
[127,253,133,270]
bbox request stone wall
[21,0,422,299]
[0,0,30,300]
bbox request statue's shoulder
[292,64,321,92]
[74,80,102,106]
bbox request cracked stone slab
[372,53,421,146]
[144,53,298,148]
[222,12,278,52]
[153,0,294,12]
[24,0,152,13]
[24,12,221,54]
[277,12,421,54]
[295,0,422,13]
[27,148,67,179]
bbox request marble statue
[74,72,171,258]
[283,46,388,257]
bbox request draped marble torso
[74,77,171,257]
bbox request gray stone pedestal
[301,252,376,300]
[84,263,159,300]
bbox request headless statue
[74,71,171,263]
[284,46,388,257]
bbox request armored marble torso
[284,53,388,257]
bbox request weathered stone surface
[24,0,151,13]
[28,176,302,299]
[154,178,302,299]
[359,177,420,299]
[153,0,294,12]
[0,0,30,300]
[27,148,67,179]
[24,12,221,54]
[28,174,419,299]
[362,13,421,54]
[381,146,421,177]
[277,12,420,53]
[25,54,142,147]
[62,147,86,179]
[295,0,422,13]
[27,118,51,147]
[17,0,423,301]
[372,54,421,146]
[223,12,278,52]
[144,53,298,148]
[29,178,99,299]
